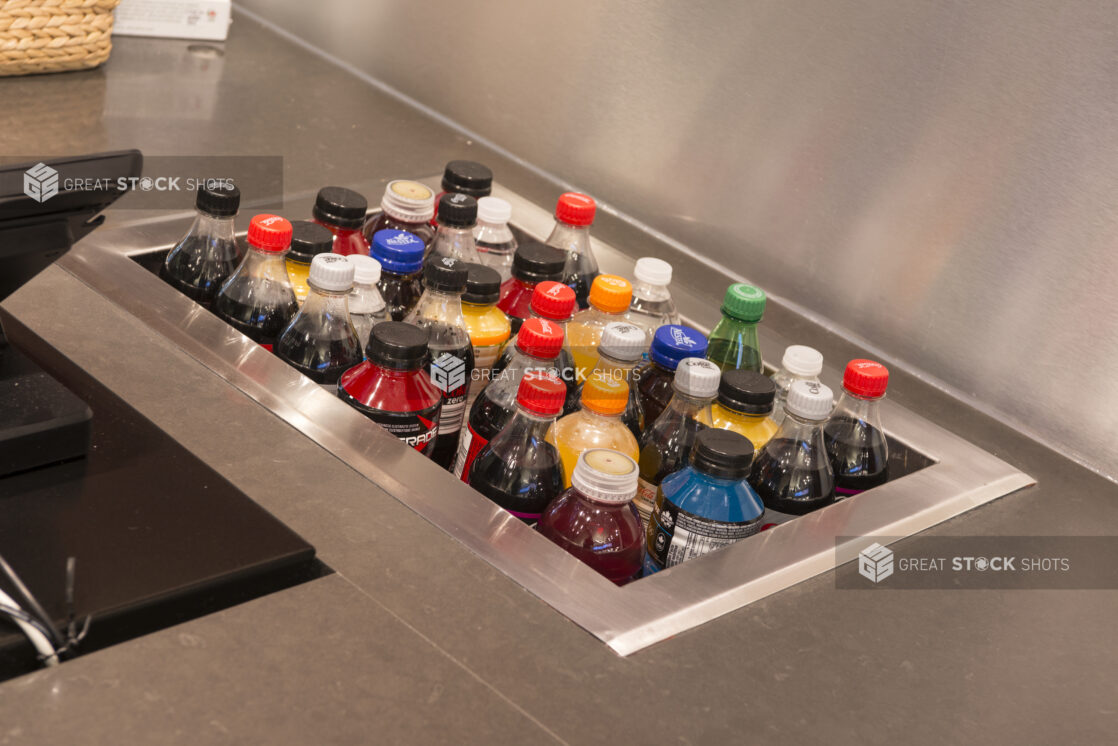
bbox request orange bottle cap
[581,373,628,415]
[588,274,632,314]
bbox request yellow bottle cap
[588,274,633,314]
[581,374,628,415]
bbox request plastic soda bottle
[370,229,426,322]
[633,324,709,428]
[824,360,890,496]
[311,186,370,256]
[546,374,639,488]
[770,345,824,425]
[706,283,766,372]
[460,263,511,409]
[429,193,481,264]
[545,192,599,308]
[433,160,493,220]
[579,322,647,439]
[626,257,681,344]
[709,369,779,450]
[497,241,567,334]
[214,214,297,351]
[345,254,388,352]
[161,183,242,307]
[363,180,436,248]
[285,221,335,306]
[473,196,517,282]
[567,274,633,385]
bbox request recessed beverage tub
[53,178,1034,655]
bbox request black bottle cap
[312,186,368,229]
[436,192,478,228]
[462,262,502,305]
[195,183,240,217]
[691,429,754,480]
[511,240,566,283]
[423,255,469,293]
[441,160,493,198]
[718,369,776,415]
[287,220,335,263]
[366,321,429,370]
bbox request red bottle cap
[247,214,293,252]
[530,281,576,321]
[515,317,564,360]
[555,192,596,226]
[517,371,566,416]
[843,359,889,398]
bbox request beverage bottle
[770,345,824,425]
[497,241,567,335]
[468,372,566,523]
[214,214,298,351]
[429,193,481,264]
[709,369,779,451]
[160,183,242,307]
[546,374,639,488]
[635,357,720,527]
[432,160,493,224]
[545,192,599,308]
[460,263,511,410]
[749,380,836,515]
[706,283,766,372]
[454,317,564,481]
[310,186,370,257]
[473,196,517,283]
[567,274,633,385]
[644,429,765,575]
[626,257,681,344]
[338,322,442,458]
[537,449,644,585]
[275,254,363,386]
[285,221,335,306]
[578,322,647,440]
[633,324,709,428]
[345,254,388,352]
[404,257,475,469]
[824,359,890,497]
[363,180,436,248]
[370,229,426,322]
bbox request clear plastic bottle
[749,380,836,515]
[497,241,567,335]
[370,229,425,322]
[706,283,766,373]
[635,358,720,527]
[473,196,517,283]
[537,449,644,585]
[310,186,370,257]
[545,192,599,309]
[626,257,681,345]
[363,180,437,248]
[824,359,890,497]
[404,257,475,470]
[567,274,633,385]
[709,369,779,451]
[285,221,335,307]
[276,254,363,386]
[770,345,824,425]
[345,254,387,353]
[429,193,480,264]
[547,374,639,488]
[578,322,647,440]
[433,160,493,223]
[460,263,511,410]
[214,214,297,351]
[633,324,709,428]
[160,183,242,307]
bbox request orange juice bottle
[566,274,633,385]
[545,374,639,487]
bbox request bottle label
[429,346,473,436]
[341,390,440,457]
[645,496,763,571]
[452,422,490,482]
[634,477,659,528]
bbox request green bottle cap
[721,283,766,322]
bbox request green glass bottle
[706,283,765,372]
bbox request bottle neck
[546,221,591,252]
[668,390,713,416]
[433,224,478,261]
[242,245,289,271]
[194,211,236,240]
[590,353,638,382]
[632,279,670,302]
[488,349,556,402]
[775,411,827,441]
[412,288,466,326]
[581,405,622,423]
[301,285,352,317]
[528,310,570,327]
[835,390,885,426]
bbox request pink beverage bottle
[214,214,297,352]
[311,186,370,256]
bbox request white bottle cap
[781,345,824,378]
[346,254,382,285]
[672,357,720,399]
[380,179,435,222]
[309,253,355,292]
[785,379,834,420]
[633,257,673,286]
[571,449,639,503]
[598,322,647,363]
[476,196,512,225]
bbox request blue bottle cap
[649,324,708,370]
[371,229,425,274]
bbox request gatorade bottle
[364,180,436,248]
[578,322,647,440]
[749,380,836,515]
[371,229,426,322]
[454,316,563,481]
[824,360,890,496]
[275,254,362,386]
[771,345,824,425]
[430,193,481,264]
[473,196,517,282]
[467,372,566,524]
[536,449,644,585]
[545,192,599,308]
[644,429,765,575]
[310,186,370,257]
[709,370,779,450]
[497,241,567,334]
[706,283,766,372]
[567,274,633,385]
[635,357,719,527]
[546,375,639,488]
[338,322,441,458]
[345,254,388,351]
[404,257,475,469]
[460,263,511,409]
[214,214,297,351]
[161,183,242,307]
[626,257,681,343]
[285,221,335,306]
[633,324,709,428]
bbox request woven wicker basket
[0,0,120,76]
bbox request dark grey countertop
[1,14,1115,745]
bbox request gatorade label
[452,422,490,482]
[338,390,440,457]
[634,477,659,527]
[645,496,763,571]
